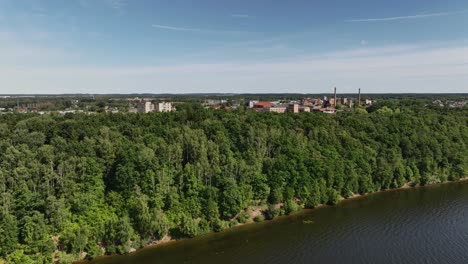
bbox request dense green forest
[0,103,467,263]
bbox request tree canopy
[0,102,467,263]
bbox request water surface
[91,181,468,264]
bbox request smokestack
[334,87,337,108]
[358,88,361,106]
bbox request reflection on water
[90,181,468,264]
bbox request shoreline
[78,177,468,263]
[340,177,468,203]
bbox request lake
[90,180,468,264]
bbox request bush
[86,243,104,259]
[178,216,199,238]
[197,219,211,235]
[253,214,265,222]
[56,252,78,264]
[327,189,341,205]
[264,204,280,220]
[341,186,353,199]
[211,219,224,232]
[238,211,250,224]
[267,188,283,204]
[305,195,320,208]
[6,250,34,264]
[229,220,238,228]
[283,199,299,215]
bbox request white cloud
[346,10,466,22]
[0,32,467,94]
[323,45,418,58]
[0,31,76,67]
[360,40,368,46]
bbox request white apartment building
[265,107,287,113]
[137,101,154,113]
[155,102,174,112]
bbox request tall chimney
[334,87,337,108]
[358,88,361,106]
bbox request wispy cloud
[151,24,248,35]
[247,44,290,53]
[152,24,200,32]
[323,44,418,58]
[104,0,126,13]
[231,14,252,18]
[79,0,126,13]
[105,0,125,10]
[346,10,465,22]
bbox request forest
[0,101,467,263]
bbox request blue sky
[0,0,467,94]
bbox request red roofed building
[253,102,274,109]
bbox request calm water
[91,181,468,264]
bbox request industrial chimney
[334,87,337,108]
[358,88,361,106]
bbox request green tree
[0,211,18,257]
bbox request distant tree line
[0,101,467,263]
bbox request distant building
[136,101,174,113]
[204,99,227,106]
[137,102,154,113]
[300,98,313,106]
[253,102,274,109]
[299,106,310,112]
[311,99,322,106]
[287,104,299,113]
[155,102,174,112]
[265,106,287,113]
[322,108,336,114]
[433,100,444,107]
[312,108,336,114]
[247,100,259,108]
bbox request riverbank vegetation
[0,102,467,263]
